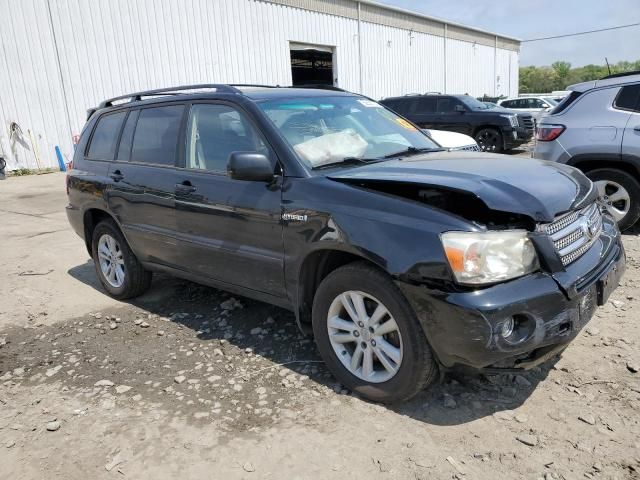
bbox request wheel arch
[566,155,640,182]
[294,248,385,334]
[82,208,123,258]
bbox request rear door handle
[175,181,196,194]
[634,125,640,132]
[109,170,124,182]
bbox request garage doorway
[289,43,335,87]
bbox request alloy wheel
[594,180,631,223]
[326,290,403,383]
[97,234,125,288]
[476,130,500,152]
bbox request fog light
[501,318,515,338]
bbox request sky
[380,0,640,67]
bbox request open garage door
[290,43,335,87]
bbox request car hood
[327,152,596,222]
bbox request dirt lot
[1,172,639,480]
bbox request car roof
[90,85,359,119]
[569,72,640,93]
[240,87,356,101]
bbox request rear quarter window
[614,84,640,112]
[86,111,127,160]
[130,105,185,166]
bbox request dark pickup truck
[66,84,624,403]
[381,93,533,152]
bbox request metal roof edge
[358,0,521,42]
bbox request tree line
[519,60,640,93]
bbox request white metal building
[0,0,520,170]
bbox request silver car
[533,72,640,230]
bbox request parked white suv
[498,97,558,119]
[533,71,640,230]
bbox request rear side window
[131,105,184,165]
[116,110,139,161]
[614,84,640,112]
[87,111,126,160]
[416,97,436,114]
[384,98,411,115]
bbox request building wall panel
[0,0,519,169]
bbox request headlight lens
[500,114,519,128]
[441,231,539,285]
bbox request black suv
[66,84,624,403]
[380,93,533,152]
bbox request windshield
[459,95,492,110]
[258,96,440,169]
[543,97,559,106]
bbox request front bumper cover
[398,234,625,371]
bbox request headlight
[441,231,539,285]
[500,114,519,128]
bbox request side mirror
[227,152,274,182]
[455,104,466,113]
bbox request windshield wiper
[312,157,382,170]
[383,146,446,159]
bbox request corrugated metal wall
[0,0,519,170]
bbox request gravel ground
[0,172,639,480]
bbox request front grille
[453,144,481,152]
[539,203,603,266]
[518,114,534,131]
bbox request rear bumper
[66,204,85,240]
[398,234,625,370]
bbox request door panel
[174,102,285,296]
[107,162,180,267]
[622,111,640,160]
[106,104,185,268]
[175,172,284,296]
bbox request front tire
[91,219,152,299]
[586,168,640,231]
[475,128,503,153]
[312,262,438,403]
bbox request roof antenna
[605,57,612,76]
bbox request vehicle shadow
[68,260,557,427]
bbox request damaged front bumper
[398,226,625,371]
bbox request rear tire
[475,128,503,153]
[586,168,640,231]
[312,262,438,403]
[91,219,152,299]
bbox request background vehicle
[533,71,640,230]
[498,96,558,119]
[423,129,479,151]
[380,93,532,152]
[66,84,624,403]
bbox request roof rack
[97,84,242,109]
[601,70,640,80]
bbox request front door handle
[634,125,640,132]
[175,181,196,194]
[109,170,124,182]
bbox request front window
[258,96,439,169]
[459,95,492,111]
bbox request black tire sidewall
[91,220,140,299]
[586,168,640,231]
[312,263,437,403]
